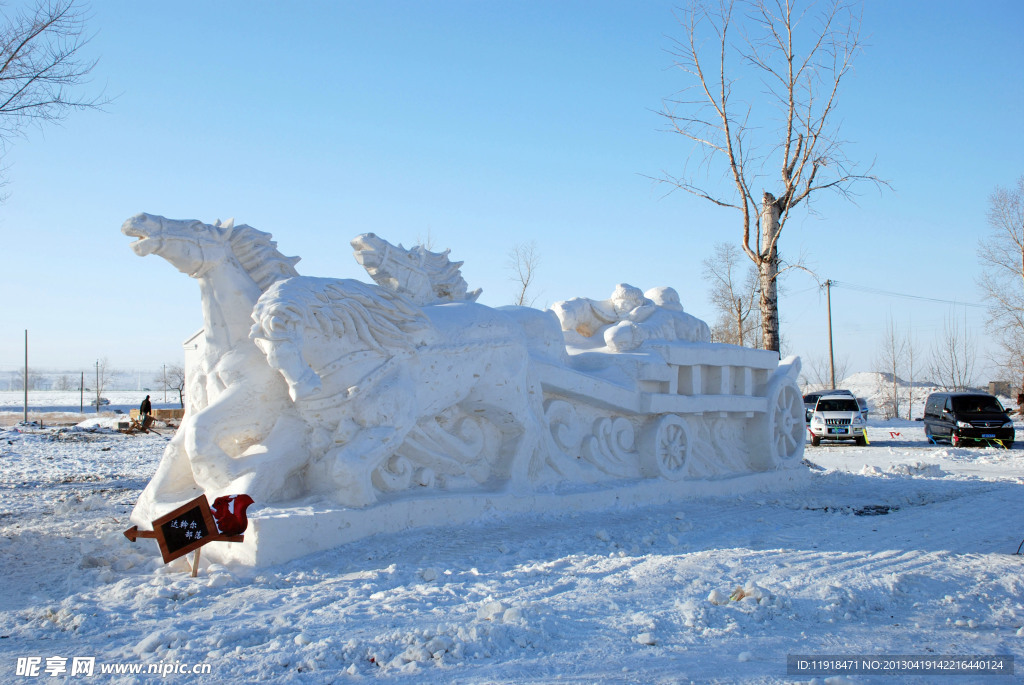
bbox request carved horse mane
[252,277,433,355]
[221,220,301,291]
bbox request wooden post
[190,548,201,578]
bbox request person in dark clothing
[139,395,152,428]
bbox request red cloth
[211,494,254,536]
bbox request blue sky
[1,0,1022,385]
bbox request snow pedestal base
[200,468,810,568]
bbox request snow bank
[4,420,1024,682]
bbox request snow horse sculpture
[124,213,804,560]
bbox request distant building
[989,381,1012,397]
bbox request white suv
[808,394,867,446]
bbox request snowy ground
[2,414,1024,683]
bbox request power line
[829,281,987,309]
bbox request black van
[922,392,1014,447]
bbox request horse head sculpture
[122,213,300,284]
[122,213,229,277]
[351,232,482,305]
[122,212,302,361]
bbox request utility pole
[80,371,84,413]
[825,279,836,390]
[163,364,167,403]
[23,330,28,423]
[95,360,100,413]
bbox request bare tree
[93,357,114,411]
[12,366,37,390]
[977,175,1024,392]
[657,0,886,351]
[801,353,849,390]
[987,330,1024,399]
[507,241,540,307]
[55,374,72,391]
[701,241,760,346]
[872,316,924,419]
[905,328,921,419]
[0,0,105,185]
[415,228,436,251]
[929,312,976,391]
[873,316,906,419]
[165,363,186,408]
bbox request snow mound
[708,581,777,607]
[75,417,127,430]
[859,461,945,478]
[886,461,945,477]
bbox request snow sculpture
[351,232,482,305]
[123,213,805,565]
[551,284,712,351]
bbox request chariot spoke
[767,382,804,462]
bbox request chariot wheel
[764,377,805,464]
[640,414,690,480]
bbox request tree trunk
[735,297,744,347]
[891,372,899,419]
[759,193,781,352]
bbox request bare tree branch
[11,365,38,390]
[92,356,114,411]
[507,241,541,307]
[0,0,106,186]
[702,241,761,346]
[162,363,186,408]
[928,312,977,392]
[977,175,1024,391]
[873,315,907,419]
[656,0,888,351]
[801,353,849,390]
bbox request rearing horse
[122,213,306,520]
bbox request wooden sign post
[124,495,245,577]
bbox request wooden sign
[124,494,246,576]
[153,495,218,563]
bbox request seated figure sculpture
[551,284,711,351]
